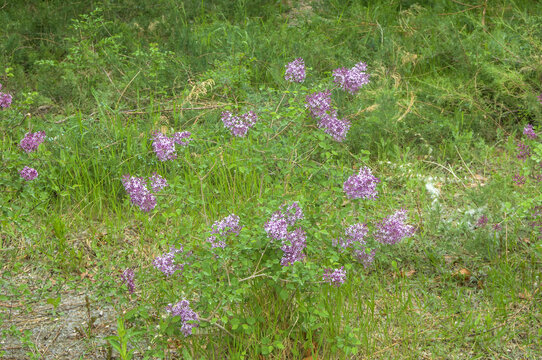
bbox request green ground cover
[1,0,541,358]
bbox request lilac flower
[284,58,306,83]
[334,223,368,249]
[476,215,488,228]
[317,112,351,142]
[264,202,304,241]
[165,299,199,337]
[343,166,380,200]
[332,62,370,94]
[374,209,415,245]
[149,173,168,192]
[207,214,242,248]
[173,131,192,146]
[305,91,334,118]
[322,267,347,287]
[0,92,12,108]
[221,111,258,137]
[538,93,542,104]
[353,248,376,268]
[153,246,184,277]
[19,166,38,181]
[265,202,306,266]
[493,223,502,231]
[280,228,307,266]
[513,173,526,186]
[19,131,46,153]
[523,124,537,139]
[516,142,530,161]
[121,175,156,212]
[121,268,135,294]
[152,132,177,161]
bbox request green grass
[1,0,542,359]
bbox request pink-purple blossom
[221,111,258,137]
[153,246,184,277]
[207,214,242,248]
[19,166,38,181]
[516,142,530,161]
[280,228,307,266]
[333,223,368,249]
[152,131,191,161]
[265,202,306,266]
[374,209,415,245]
[284,58,306,83]
[264,202,304,241]
[343,166,380,200]
[332,62,370,94]
[476,215,488,228]
[523,124,537,139]
[149,172,168,192]
[121,175,157,212]
[305,91,351,141]
[354,248,376,268]
[0,84,12,109]
[538,93,542,104]
[513,173,526,186]
[121,268,135,294]
[19,131,46,153]
[0,92,12,108]
[322,267,347,287]
[166,299,199,336]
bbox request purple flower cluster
[122,174,168,212]
[332,62,370,95]
[305,91,351,142]
[513,173,526,186]
[121,268,135,294]
[280,228,307,266]
[265,202,306,266]
[353,248,376,268]
[374,210,415,245]
[149,172,168,192]
[343,166,380,200]
[19,131,46,153]
[0,84,12,109]
[265,202,304,240]
[523,124,537,139]
[538,93,542,104]
[152,131,192,161]
[165,299,199,337]
[19,166,38,181]
[284,58,306,83]
[221,111,258,137]
[322,267,347,287]
[153,245,184,277]
[476,215,488,228]
[207,214,242,248]
[333,223,368,249]
[516,141,530,161]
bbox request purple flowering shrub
[207,214,242,248]
[221,111,258,137]
[20,131,46,153]
[121,173,168,212]
[0,83,13,109]
[152,131,192,161]
[265,202,306,266]
[153,245,185,277]
[343,166,380,200]
[512,123,542,186]
[19,166,39,181]
[332,62,370,95]
[284,58,306,83]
